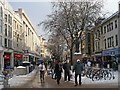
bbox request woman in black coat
[54,61,62,85]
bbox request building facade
[13,11,23,66]
[15,8,41,65]
[0,0,49,72]
[101,11,120,64]
[0,0,14,71]
[93,3,120,66]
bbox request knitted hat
[77,59,80,62]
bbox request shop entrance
[4,53,11,70]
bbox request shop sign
[14,54,23,60]
[4,54,10,59]
[102,48,120,56]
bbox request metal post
[2,71,10,88]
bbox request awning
[14,54,23,60]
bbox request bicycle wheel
[86,71,91,78]
[86,69,92,78]
[103,70,112,80]
[92,70,100,81]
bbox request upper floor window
[104,39,106,49]
[8,14,12,25]
[4,38,7,47]
[17,37,18,42]
[17,44,18,47]
[8,26,12,38]
[104,26,106,34]
[0,36,2,46]
[107,38,110,48]
[115,35,118,46]
[8,39,12,49]
[0,7,3,18]
[115,20,117,29]
[5,14,7,23]
[111,22,113,30]
[10,16,12,25]
[107,25,109,32]
[0,20,2,33]
[109,23,111,31]
[5,24,7,36]
[111,36,114,47]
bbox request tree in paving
[47,32,65,60]
[39,0,103,65]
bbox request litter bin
[22,61,30,74]
[16,66,27,75]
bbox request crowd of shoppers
[38,57,118,86]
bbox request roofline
[102,11,119,24]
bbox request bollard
[3,78,9,88]
[2,70,10,88]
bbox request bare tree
[39,0,103,64]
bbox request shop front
[4,53,11,70]
[102,48,120,62]
[94,53,102,61]
[102,48,120,69]
[14,53,23,67]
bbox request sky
[9,0,120,40]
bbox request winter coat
[73,61,83,74]
[38,64,46,71]
[55,63,62,79]
[63,63,71,72]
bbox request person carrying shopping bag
[38,61,46,83]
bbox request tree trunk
[70,47,73,65]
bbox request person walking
[38,62,46,83]
[54,60,62,85]
[72,59,83,86]
[63,59,71,81]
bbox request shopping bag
[70,70,73,79]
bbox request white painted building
[93,2,120,66]
[0,0,14,71]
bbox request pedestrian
[38,62,46,83]
[54,60,62,85]
[63,59,71,81]
[72,59,83,86]
[44,61,48,71]
[87,59,91,67]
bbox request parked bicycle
[92,68,115,81]
[81,67,98,79]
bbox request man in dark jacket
[73,59,83,86]
[55,61,63,85]
[63,60,71,81]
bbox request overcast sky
[9,0,120,40]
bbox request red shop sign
[14,54,23,58]
[4,54,10,59]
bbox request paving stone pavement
[11,71,118,88]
